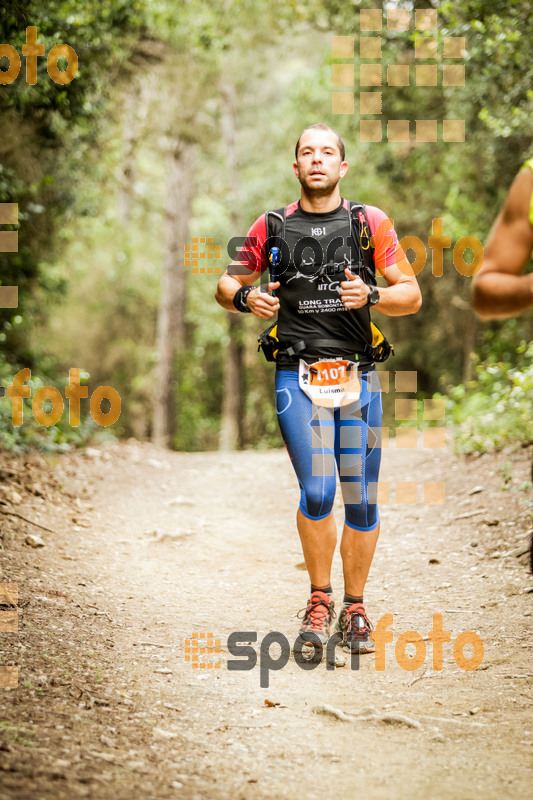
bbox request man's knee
[301,479,336,519]
[344,503,379,531]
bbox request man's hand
[246,281,280,318]
[340,268,370,309]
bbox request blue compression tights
[275,369,383,531]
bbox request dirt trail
[0,440,532,799]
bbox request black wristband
[233,285,253,313]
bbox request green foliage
[0,0,148,365]
[1,0,532,452]
[442,342,533,454]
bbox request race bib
[298,359,361,408]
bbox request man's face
[293,130,348,196]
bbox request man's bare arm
[215,262,280,318]
[471,166,533,319]
[340,256,422,316]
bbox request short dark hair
[295,124,346,162]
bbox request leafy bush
[442,342,533,454]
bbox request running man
[215,124,421,653]
[472,158,533,317]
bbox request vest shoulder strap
[266,207,286,240]
[349,201,377,286]
[265,207,286,281]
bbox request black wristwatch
[233,285,253,313]
[366,287,380,307]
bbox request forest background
[0,0,531,456]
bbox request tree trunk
[462,311,477,384]
[117,81,151,224]
[219,80,245,451]
[117,108,137,224]
[153,137,194,448]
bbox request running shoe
[337,602,375,654]
[296,591,336,647]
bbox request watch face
[368,289,379,305]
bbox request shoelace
[345,606,372,639]
[297,594,336,629]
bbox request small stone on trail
[380,713,422,729]
[505,544,531,558]
[469,486,484,495]
[2,488,23,504]
[429,558,440,564]
[25,534,45,548]
[84,447,101,458]
[165,496,195,506]
[470,707,481,715]
[153,728,178,739]
[327,653,346,668]
[470,541,478,547]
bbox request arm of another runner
[471,165,533,319]
[214,213,280,318]
[340,209,422,316]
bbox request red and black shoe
[337,603,375,654]
[296,591,336,647]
